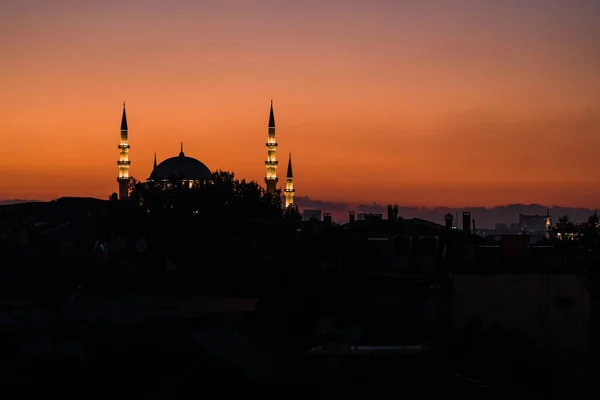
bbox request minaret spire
[284,152,295,208]
[121,102,128,130]
[286,152,293,178]
[269,99,275,128]
[148,152,158,181]
[117,102,131,200]
[264,99,279,193]
[179,142,184,156]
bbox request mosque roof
[149,144,211,181]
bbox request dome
[149,148,211,181]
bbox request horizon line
[0,197,596,211]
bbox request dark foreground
[0,323,589,397]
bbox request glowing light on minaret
[117,102,131,200]
[264,99,279,194]
[284,152,295,208]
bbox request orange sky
[1,0,599,208]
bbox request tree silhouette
[582,210,600,249]
[128,177,146,208]
[283,204,302,221]
[555,214,576,238]
[588,210,599,228]
[127,170,284,222]
[108,193,118,202]
[128,176,138,191]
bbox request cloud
[0,199,43,205]
[293,195,348,212]
[291,196,595,228]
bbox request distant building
[495,222,508,232]
[519,211,551,233]
[336,217,446,274]
[508,223,520,232]
[357,213,383,221]
[303,209,322,221]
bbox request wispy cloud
[0,199,43,205]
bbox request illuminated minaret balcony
[264,99,279,193]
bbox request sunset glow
[1,0,599,208]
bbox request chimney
[462,212,471,235]
[445,213,453,231]
[324,213,332,226]
[349,211,355,223]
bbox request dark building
[462,212,471,235]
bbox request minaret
[148,152,157,181]
[117,102,131,200]
[264,99,279,194]
[284,152,295,208]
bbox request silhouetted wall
[452,273,590,356]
